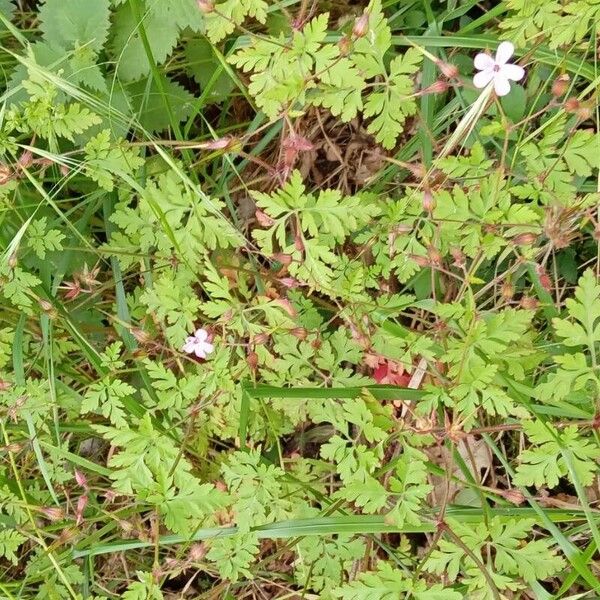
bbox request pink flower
[473,41,525,97]
[182,328,214,359]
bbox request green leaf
[27,217,65,259]
[39,0,110,53]
[111,0,202,81]
[0,529,27,565]
[127,75,195,132]
[333,562,461,599]
[205,0,268,43]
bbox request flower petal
[194,346,207,359]
[495,41,514,65]
[501,63,525,81]
[473,70,494,89]
[474,53,495,71]
[493,74,511,96]
[182,339,196,353]
[203,342,214,355]
[194,328,208,341]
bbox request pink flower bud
[75,495,88,526]
[352,12,369,38]
[197,0,214,12]
[74,469,88,489]
[422,190,436,213]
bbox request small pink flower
[473,41,525,97]
[182,328,214,359]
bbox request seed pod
[352,12,369,38]
[551,74,570,97]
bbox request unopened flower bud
[512,232,537,246]
[501,282,514,300]
[352,12,369,38]
[411,254,430,268]
[74,469,88,489]
[338,36,352,56]
[247,350,258,371]
[189,543,207,561]
[576,105,592,121]
[75,495,88,526]
[407,162,426,179]
[564,97,580,113]
[4,443,22,453]
[254,332,269,346]
[290,327,308,340]
[422,189,436,213]
[519,296,539,310]
[40,506,64,521]
[501,488,525,505]
[197,0,214,12]
[421,80,450,95]
[8,252,17,268]
[536,264,552,291]
[131,327,151,344]
[38,298,53,312]
[427,246,442,266]
[0,380,11,392]
[272,253,293,266]
[119,519,134,533]
[0,164,12,185]
[59,164,70,177]
[450,247,465,268]
[551,74,570,98]
[18,149,33,169]
[436,60,459,79]
[278,277,301,288]
[255,209,274,227]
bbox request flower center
[493,64,501,72]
